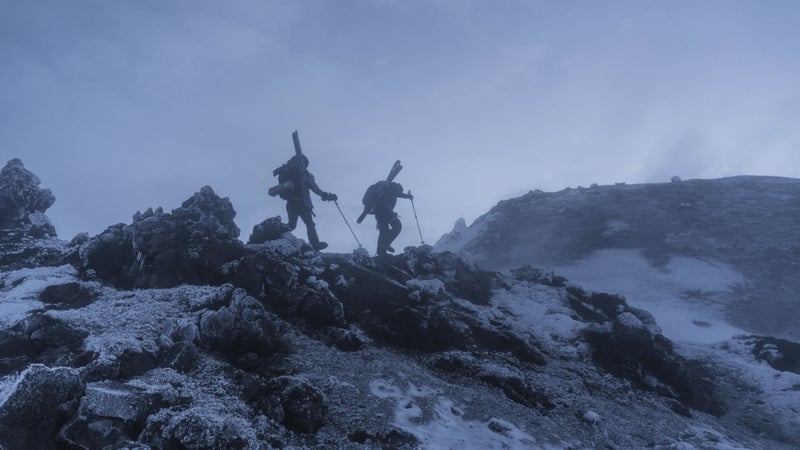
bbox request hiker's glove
[322,192,337,202]
[407,192,414,201]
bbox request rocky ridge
[1,159,799,449]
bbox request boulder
[59,381,164,449]
[248,216,288,244]
[139,407,255,449]
[743,335,800,374]
[0,364,84,450]
[271,376,327,434]
[39,282,97,309]
[199,287,284,358]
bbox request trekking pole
[333,200,363,248]
[408,191,425,245]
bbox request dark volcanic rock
[248,216,288,244]
[0,364,84,450]
[0,314,89,376]
[199,287,285,358]
[320,250,545,364]
[571,287,725,416]
[0,158,56,237]
[272,376,328,434]
[744,335,800,375]
[59,381,164,449]
[39,282,97,309]
[0,159,66,269]
[78,223,134,284]
[139,407,252,450]
[80,186,247,288]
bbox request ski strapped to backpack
[357,160,402,224]
[268,131,314,214]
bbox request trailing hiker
[268,131,337,251]
[357,161,414,256]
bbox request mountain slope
[2,160,800,449]
[437,176,800,340]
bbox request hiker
[271,154,337,250]
[363,180,413,256]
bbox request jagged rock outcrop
[198,286,285,358]
[79,186,247,288]
[0,364,84,450]
[0,158,56,238]
[570,287,725,416]
[0,159,66,270]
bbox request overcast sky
[3,0,799,253]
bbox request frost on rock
[0,364,84,450]
[0,159,56,238]
[368,378,539,449]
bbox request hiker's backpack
[361,181,388,214]
[270,164,302,200]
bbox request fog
[3,1,799,252]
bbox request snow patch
[556,249,746,343]
[490,281,585,355]
[0,265,77,327]
[369,378,540,449]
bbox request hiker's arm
[398,190,413,200]
[308,174,337,201]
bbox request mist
[3,0,799,252]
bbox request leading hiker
[269,131,337,251]
[357,161,413,256]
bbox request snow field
[555,249,747,343]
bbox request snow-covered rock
[0,159,56,237]
[0,364,84,450]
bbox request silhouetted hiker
[269,136,337,251]
[357,161,413,256]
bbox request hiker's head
[289,154,309,168]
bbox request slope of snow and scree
[1,159,800,449]
[437,176,800,342]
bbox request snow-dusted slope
[436,176,800,341]
[3,247,799,449]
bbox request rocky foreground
[1,159,800,449]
